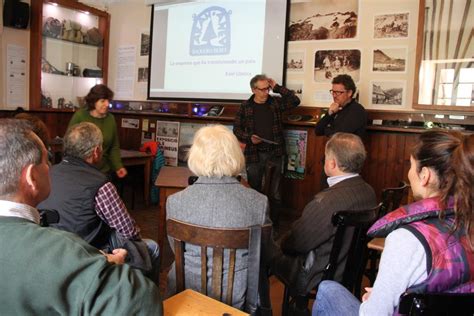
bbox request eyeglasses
[255,86,271,92]
[329,89,347,96]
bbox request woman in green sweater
[68,84,127,178]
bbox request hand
[100,248,128,265]
[116,167,128,178]
[328,102,342,115]
[267,78,277,89]
[251,134,263,145]
[362,287,372,302]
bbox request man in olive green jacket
[0,119,163,315]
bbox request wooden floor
[125,196,314,315]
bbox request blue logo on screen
[190,6,231,56]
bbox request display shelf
[30,0,110,110]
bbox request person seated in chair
[271,132,376,314]
[0,119,162,315]
[166,124,271,310]
[312,130,474,316]
[38,122,160,283]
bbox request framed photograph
[140,32,150,56]
[286,51,305,72]
[314,49,361,83]
[289,0,358,41]
[138,67,149,82]
[370,80,406,106]
[372,47,407,73]
[287,82,303,99]
[373,12,409,39]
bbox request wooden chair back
[166,219,271,307]
[379,181,409,217]
[322,203,382,296]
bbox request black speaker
[3,0,30,29]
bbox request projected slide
[165,3,264,92]
[149,0,287,101]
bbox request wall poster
[156,120,180,166]
[284,130,308,180]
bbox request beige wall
[0,0,419,110]
[107,0,151,101]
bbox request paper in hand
[255,135,279,145]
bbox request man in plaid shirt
[38,122,159,283]
[233,74,300,225]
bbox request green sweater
[68,108,123,174]
[0,217,163,315]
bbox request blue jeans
[143,238,160,285]
[312,281,360,316]
[143,238,160,262]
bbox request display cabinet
[30,0,110,110]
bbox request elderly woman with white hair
[166,124,270,310]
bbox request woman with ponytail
[312,130,473,316]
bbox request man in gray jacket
[271,132,376,314]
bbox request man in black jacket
[315,74,367,139]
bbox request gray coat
[166,176,270,309]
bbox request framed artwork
[372,47,407,73]
[370,80,406,106]
[289,0,359,41]
[287,82,303,99]
[140,32,150,56]
[314,49,361,82]
[286,51,305,73]
[373,12,409,39]
[138,67,149,82]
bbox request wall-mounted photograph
[140,32,150,56]
[372,47,407,72]
[373,12,409,39]
[138,67,148,82]
[314,49,361,82]
[371,80,405,106]
[287,82,303,99]
[286,51,305,73]
[289,0,358,41]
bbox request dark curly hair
[332,74,356,95]
[412,130,473,239]
[84,84,114,111]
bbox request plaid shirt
[233,84,300,163]
[95,182,140,239]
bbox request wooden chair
[279,203,381,316]
[166,219,272,312]
[365,181,409,285]
[398,292,474,316]
[379,181,409,218]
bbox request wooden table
[367,237,385,252]
[155,166,194,251]
[163,289,249,316]
[120,149,153,206]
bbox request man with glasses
[315,74,367,139]
[233,74,300,226]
